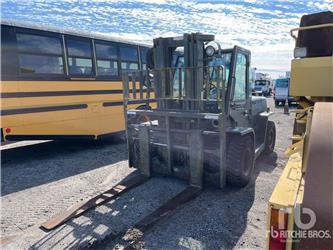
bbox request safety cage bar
[122,65,226,112]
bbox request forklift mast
[150,33,215,111]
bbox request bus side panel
[2,103,141,139]
[1,79,153,140]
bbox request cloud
[306,0,333,11]
[2,0,330,76]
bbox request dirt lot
[1,97,295,249]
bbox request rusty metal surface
[132,186,201,232]
[40,174,148,231]
[299,102,333,249]
[93,186,201,249]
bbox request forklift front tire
[226,135,255,187]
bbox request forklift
[124,33,276,189]
[41,34,276,244]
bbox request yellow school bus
[1,20,153,141]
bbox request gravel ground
[1,97,295,249]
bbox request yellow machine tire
[299,102,333,249]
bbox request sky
[1,0,332,78]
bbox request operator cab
[165,43,251,114]
[173,51,231,100]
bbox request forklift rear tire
[264,121,276,154]
[226,135,255,187]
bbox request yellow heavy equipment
[266,11,333,250]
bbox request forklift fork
[41,69,209,233]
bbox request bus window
[120,47,138,61]
[19,55,63,74]
[120,46,139,72]
[17,33,62,54]
[121,62,139,71]
[66,38,93,75]
[16,33,64,74]
[140,47,148,70]
[95,43,118,77]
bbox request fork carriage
[123,65,228,189]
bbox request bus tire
[226,135,255,187]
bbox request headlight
[294,47,307,58]
[205,45,215,57]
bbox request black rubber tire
[264,120,276,155]
[226,135,255,187]
[275,100,279,106]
